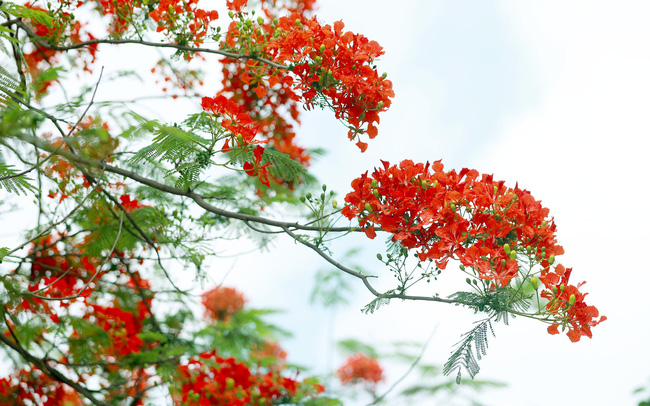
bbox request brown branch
[16,20,288,70]
[0,312,109,406]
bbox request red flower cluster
[148,0,219,46]
[201,286,246,321]
[267,15,394,152]
[88,303,147,356]
[342,159,605,341]
[540,264,606,342]
[174,351,323,405]
[0,366,83,405]
[201,94,271,186]
[337,353,384,389]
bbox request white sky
[2,1,650,405]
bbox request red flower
[201,286,246,321]
[337,353,384,390]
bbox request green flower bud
[228,10,234,18]
[500,259,507,267]
[299,196,306,203]
[257,16,264,25]
[320,44,325,53]
[377,253,382,261]
[371,179,378,188]
[503,243,511,256]
[322,184,327,192]
[373,189,380,198]
[560,284,565,292]
[306,192,312,200]
[377,101,384,109]
[236,133,243,145]
[459,264,465,271]
[548,255,555,265]
[466,278,471,284]
[364,202,373,212]
[530,277,539,290]
[552,286,558,295]
[493,185,498,195]
[450,202,456,212]
[273,18,279,25]
[421,179,428,188]
[568,294,576,306]
[541,220,548,227]
[509,251,516,261]
[245,19,252,27]
[382,72,388,79]
[295,19,302,26]
[332,200,338,208]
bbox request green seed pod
[503,243,511,256]
[509,251,516,261]
[530,277,539,290]
[568,294,576,306]
[548,255,555,265]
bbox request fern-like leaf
[443,318,495,384]
[0,162,36,195]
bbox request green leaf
[0,3,53,28]
[0,162,36,195]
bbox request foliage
[0,0,604,404]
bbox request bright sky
[2,1,649,405]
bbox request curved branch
[11,134,360,233]
[16,20,288,70]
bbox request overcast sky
[2,1,650,405]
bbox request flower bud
[320,193,325,201]
[466,278,471,284]
[459,264,465,271]
[228,10,234,18]
[377,101,384,109]
[332,200,338,208]
[364,202,373,212]
[450,202,456,212]
[319,44,325,53]
[257,16,264,25]
[377,253,382,260]
[306,192,312,200]
[568,294,576,306]
[509,251,516,261]
[245,19,252,27]
[541,221,548,227]
[295,19,302,26]
[552,286,558,295]
[371,179,378,188]
[560,284,565,292]
[548,255,555,265]
[503,244,511,256]
[299,196,306,203]
[530,277,539,290]
[493,185,498,195]
[322,184,327,192]
[236,133,243,145]
[382,72,388,79]
[500,259,506,266]
[373,189,380,198]
[421,179,428,188]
